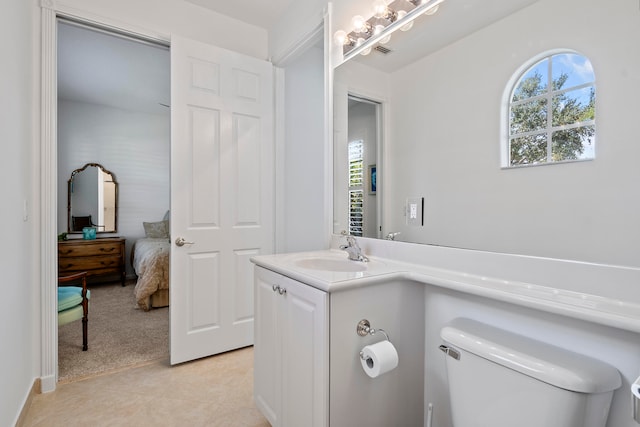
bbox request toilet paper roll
[360,340,399,378]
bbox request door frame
[39,3,170,393]
[39,1,327,393]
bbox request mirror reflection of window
[506,51,596,167]
[102,170,116,232]
[348,140,364,236]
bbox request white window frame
[501,49,596,168]
[348,139,364,236]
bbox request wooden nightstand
[58,237,126,286]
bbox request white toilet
[440,319,621,427]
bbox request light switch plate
[406,197,424,226]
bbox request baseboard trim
[40,374,55,393]
[15,378,41,427]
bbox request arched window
[504,51,595,167]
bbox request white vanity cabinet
[254,266,328,427]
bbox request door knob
[175,237,194,247]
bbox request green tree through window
[508,53,595,166]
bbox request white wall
[387,0,640,267]
[269,0,326,63]
[1,1,36,425]
[57,100,170,277]
[281,45,327,252]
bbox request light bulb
[373,0,388,18]
[374,24,391,44]
[397,10,414,31]
[352,15,366,32]
[356,37,366,47]
[373,0,386,17]
[333,30,347,45]
[401,21,414,31]
[424,4,439,15]
[361,46,372,56]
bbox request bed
[132,228,170,311]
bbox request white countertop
[251,249,640,334]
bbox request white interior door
[170,35,274,365]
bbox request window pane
[506,52,596,168]
[349,160,363,186]
[510,133,547,166]
[510,98,547,135]
[348,140,364,188]
[349,190,364,236]
[552,86,595,126]
[552,54,594,90]
[512,58,548,102]
[552,126,595,161]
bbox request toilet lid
[441,318,622,393]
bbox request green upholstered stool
[58,272,90,351]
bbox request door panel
[170,35,274,365]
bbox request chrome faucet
[385,231,401,241]
[339,235,369,262]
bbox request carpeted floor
[58,281,169,383]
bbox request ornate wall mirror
[67,163,118,234]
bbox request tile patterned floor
[23,347,270,426]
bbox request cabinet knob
[271,285,287,295]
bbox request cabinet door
[254,267,282,425]
[280,275,328,427]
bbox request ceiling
[351,0,540,73]
[184,0,294,29]
[57,21,170,115]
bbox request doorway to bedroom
[56,19,170,382]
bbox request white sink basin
[295,257,368,272]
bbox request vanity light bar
[340,0,447,62]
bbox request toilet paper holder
[357,319,392,361]
[357,319,390,341]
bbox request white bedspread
[132,238,170,311]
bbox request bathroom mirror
[333,0,640,267]
[67,163,118,234]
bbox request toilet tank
[440,319,621,427]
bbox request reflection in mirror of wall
[68,163,118,234]
[333,0,640,268]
